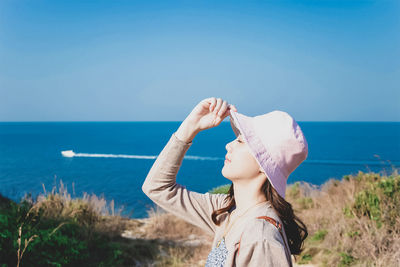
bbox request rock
[121,230,142,239]
[182,239,203,247]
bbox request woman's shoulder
[202,192,231,208]
[239,207,285,248]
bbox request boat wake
[61,150,222,160]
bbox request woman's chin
[221,167,232,180]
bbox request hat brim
[229,111,247,137]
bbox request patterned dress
[205,236,229,267]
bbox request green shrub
[339,252,355,266]
[297,197,313,209]
[0,197,128,266]
[208,184,231,194]
[378,176,400,197]
[354,191,381,223]
[311,229,328,242]
[347,230,360,238]
[343,206,354,218]
[287,182,300,199]
[352,172,400,228]
[298,254,312,264]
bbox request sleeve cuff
[172,132,193,146]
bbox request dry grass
[134,205,213,266]
[30,179,132,236]
[286,169,400,266]
[15,179,213,266]
[136,169,400,266]
[142,205,210,240]
[14,169,399,266]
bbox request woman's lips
[225,156,231,163]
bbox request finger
[221,103,234,118]
[214,98,223,114]
[209,97,217,112]
[202,98,212,109]
[218,100,228,116]
[221,108,231,119]
[228,104,237,112]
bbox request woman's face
[222,133,263,181]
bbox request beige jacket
[142,132,293,267]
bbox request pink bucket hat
[229,110,308,199]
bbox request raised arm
[142,97,237,235]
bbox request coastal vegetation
[0,168,399,266]
[283,169,399,266]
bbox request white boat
[61,150,75,157]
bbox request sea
[0,121,399,218]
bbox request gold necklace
[216,200,267,247]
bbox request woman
[142,97,308,266]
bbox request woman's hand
[188,97,237,131]
[175,97,237,143]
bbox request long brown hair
[211,178,308,255]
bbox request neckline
[223,200,268,237]
[223,201,273,238]
[216,236,227,248]
[227,202,276,231]
[229,200,272,216]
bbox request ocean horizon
[1,121,399,218]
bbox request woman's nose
[225,142,232,152]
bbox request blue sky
[0,0,399,121]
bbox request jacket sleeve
[142,132,229,236]
[235,239,292,267]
